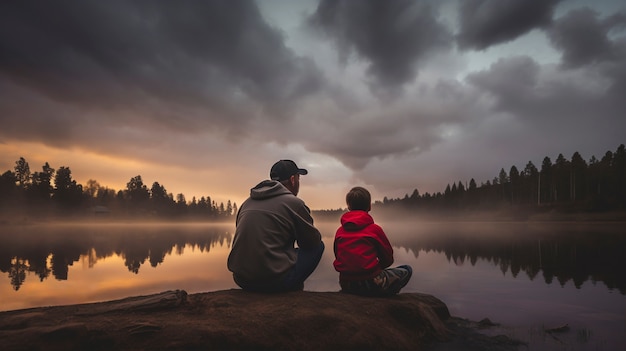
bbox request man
[227,160,325,292]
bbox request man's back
[227,179,321,284]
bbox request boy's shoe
[374,265,413,295]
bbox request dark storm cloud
[456,0,561,50]
[0,0,322,140]
[308,112,439,170]
[465,56,542,113]
[547,7,626,68]
[467,54,613,122]
[467,55,626,161]
[468,4,626,119]
[308,0,452,92]
[546,7,626,113]
[300,78,480,170]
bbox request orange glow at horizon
[0,141,249,209]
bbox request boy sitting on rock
[333,186,412,297]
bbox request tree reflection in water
[385,221,626,295]
[0,223,232,291]
[1,221,624,295]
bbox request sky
[1,0,625,210]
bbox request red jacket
[333,210,394,281]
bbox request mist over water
[1,219,625,349]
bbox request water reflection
[2,221,623,349]
[0,223,232,291]
[1,221,624,295]
[382,221,626,295]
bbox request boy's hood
[340,210,374,231]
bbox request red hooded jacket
[333,210,394,281]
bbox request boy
[333,186,412,297]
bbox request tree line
[0,158,236,220]
[2,143,624,221]
[371,143,626,216]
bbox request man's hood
[250,180,292,200]
[340,210,374,231]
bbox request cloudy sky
[1,0,625,210]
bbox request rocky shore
[0,289,523,351]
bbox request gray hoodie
[227,180,322,283]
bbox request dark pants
[234,241,325,293]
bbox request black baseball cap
[270,160,308,181]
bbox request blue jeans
[234,241,325,293]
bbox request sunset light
[1,1,625,350]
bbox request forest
[317,144,626,219]
[1,143,624,221]
[0,160,236,220]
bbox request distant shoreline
[314,207,626,223]
[1,209,626,226]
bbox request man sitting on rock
[333,186,412,296]
[227,160,325,292]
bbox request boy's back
[333,187,412,297]
[333,210,394,281]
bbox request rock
[73,290,188,316]
[0,289,520,351]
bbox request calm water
[1,219,625,350]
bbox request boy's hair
[346,186,371,211]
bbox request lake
[1,219,624,350]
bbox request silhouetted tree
[540,157,553,204]
[570,152,587,202]
[0,170,18,207]
[175,193,187,216]
[509,166,519,204]
[27,162,55,211]
[53,166,84,211]
[14,157,30,190]
[523,161,539,205]
[554,154,570,203]
[95,186,117,209]
[614,144,626,208]
[226,200,233,217]
[126,175,150,214]
[498,168,508,203]
[84,179,100,199]
[468,179,477,191]
[150,181,174,216]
